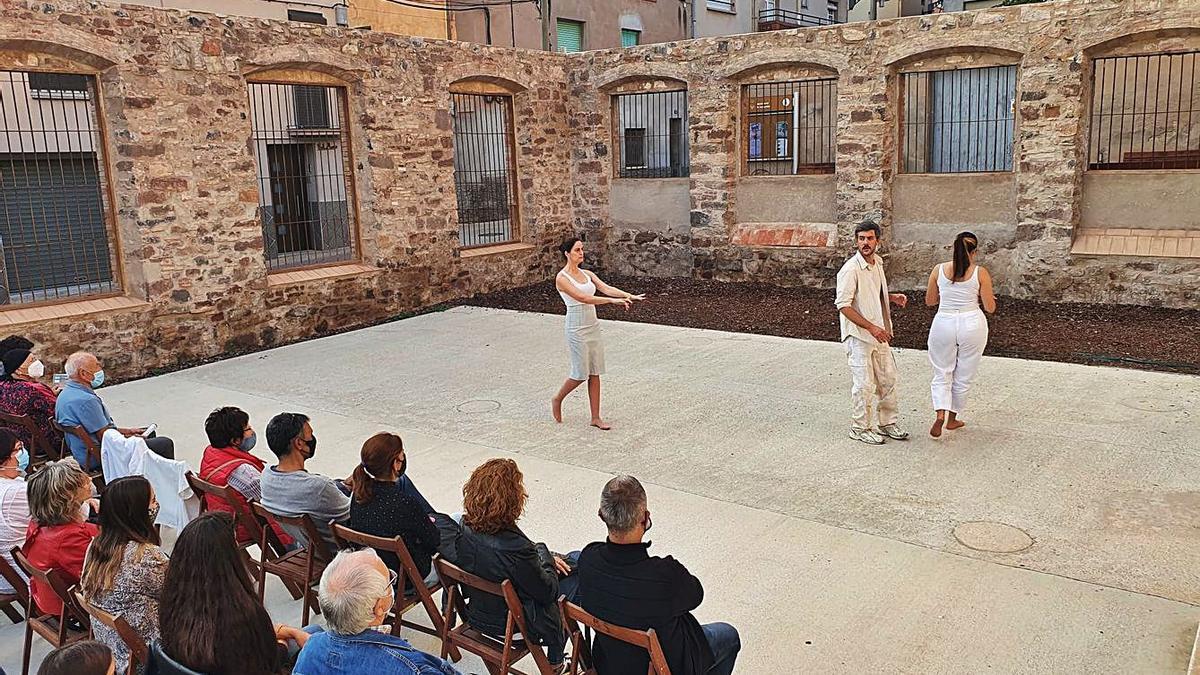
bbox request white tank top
[557,269,596,307]
[558,270,599,328]
[937,264,981,313]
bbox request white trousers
[845,337,900,431]
[927,309,989,414]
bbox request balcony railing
[758,7,840,30]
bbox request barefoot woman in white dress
[551,236,643,430]
[925,231,997,438]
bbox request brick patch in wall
[1071,228,1199,258]
[730,223,836,248]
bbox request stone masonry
[0,0,1197,380]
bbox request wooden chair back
[434,554,556,675]
[249,502,330,625]
[558,599,672,675]
[330,523,460,661]
[0,410,57,462]
[12,547,90,675]
[73,588,148,675]
[0,553,27,623]
[50,420,100,467]
[185,472,266,547]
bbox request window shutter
[621,29,639,48]
[556,20,583,53]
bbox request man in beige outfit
[834,222,910,445]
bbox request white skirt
[565,306,605,381]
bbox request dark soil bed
[462,276,1200,376]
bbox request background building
[454,0,690,51]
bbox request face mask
[148,504,160,523]
[240,432,257,452]
[27,360,44,378]
[397,457,407,477]
[303,435,317,458]
[90,370,105,388]
[15,447,29,472]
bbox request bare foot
[551,398,562,423]
[930,416,944,438]
[945,419,965,430]
[590,419,611,431]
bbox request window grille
[451,93,520,248]
[0,70,118,305]
[900,65,1017,173]
[742,79,836,176]
[1089,51,1200,170]
[614,90,689,178]
[247,82,357,270]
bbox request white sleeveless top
[558,270,599,327]
[936,264,981,313]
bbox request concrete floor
[2,306,1197,674]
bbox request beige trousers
[845,337,900,431]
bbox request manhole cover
[1118,397,1179,413]
[952,521,1033,553]
[455,400,501,414]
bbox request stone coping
[1071,228,1200,258]
[266,263,380,287]
[730,222,837,248]
[0,295,150,327]
[459,242,537,259]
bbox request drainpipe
[690,0,697,38]
[539,0,551,51]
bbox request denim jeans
[702,622,740,675]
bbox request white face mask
[26,360,44,378]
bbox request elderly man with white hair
[54,351,173,470]
[294,549,461,674]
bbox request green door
[621,29,639,48]
[556,19,583,52]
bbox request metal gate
[451,93,519,249]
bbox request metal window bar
[0,70,118,305]
[901,65,1017,174]
[743,79,836,176]
[1088,51,1200,170]
[247,82,356,271]
[450,93,520,249]
[615,90,689,179]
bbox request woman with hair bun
[924,231,998,438]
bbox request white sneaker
[878,423,910,440]
[849,428,885,445]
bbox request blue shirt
[54,380,112,469]
[293,629,461,675]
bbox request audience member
[578,475,740,675]
[0,335,34,369]
[0,429,30,595]
[159,512,309,675]
[259,412,348,550]
[448,458,578,671]
[81,476,168,673]
[37,640,115,675]
[54,352,174,470]
[347,433,439,582]
[199,406,293,548]
[0,347,63,453]
[293,548,461,674]
[24,459,98,616]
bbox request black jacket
[577,540,714,675]
[441,521,564,657]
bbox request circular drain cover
[952,521,1033,553]
[456,400,501,414]
[1118,397,1179,413]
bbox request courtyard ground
[1,306,1197,673]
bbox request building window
[286,9,327,24]
[451,93,520,248]
[900,65,1017,173]
[556,19,584,53]
[1089,51,1200,170]
[247,82,357,271]
[0,70,118,305]
[614,90,689,178]
[621,29,641,48]
[707,0,735,11]
[743,79,836,176]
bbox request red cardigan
[23,520,99,615]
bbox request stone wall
[568,0,1200,308]
[0,0,574,378]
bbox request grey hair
[317,549,391,635]
[27,459,90,525]
[598,475,647,533]
[64,351,95,378]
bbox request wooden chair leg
[20,614,33,675]
[419,587,462,662]
[1,602,22,623]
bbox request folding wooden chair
[558,598,671,675]
[250,503,331,625]
[0,553,27,623]
[0,410,58,465]
[50,420,104,489]
[73,588,148,675]
[184,473,301,600]
[11,547,91,675]
[331,523,461,661]
[434,555,557,675]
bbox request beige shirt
[835,251,892,343]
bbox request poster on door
[749,122,762,159]
[775,121,789,158]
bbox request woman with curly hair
[450,458,579,672]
